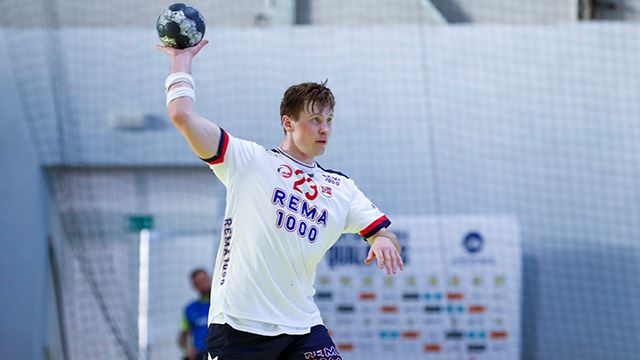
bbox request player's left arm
[178,314,190,350]
[364,228,404,275]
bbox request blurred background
[1,0,639,359]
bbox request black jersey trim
[360,215,392,239]
[200,129,229,165]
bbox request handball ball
[156,3,205,49]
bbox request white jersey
[203,130,391,335]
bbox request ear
[282,115,294,134]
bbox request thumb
[196,39,209,51]
[364,247,375,264]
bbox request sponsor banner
[316,216,521,360]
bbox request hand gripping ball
[156,3,205,49]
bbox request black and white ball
[156,3,205,49]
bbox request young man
[157,39,404,360]
[179,269,212,360]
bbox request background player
[158,39,404,359]
[179,268,211,360]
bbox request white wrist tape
[166,86,196,106]
[164,72,195,93]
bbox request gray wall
[432,0,578,23]
[0,0,585,26]
[0,34,50,360]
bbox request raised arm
[157,40,221,160]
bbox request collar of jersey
[275,147,317,169]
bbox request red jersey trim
[359,215,391,239]
[201,129,229,165]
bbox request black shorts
[204,323,342,360]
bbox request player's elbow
[168,105,194,130]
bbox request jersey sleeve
[180,313,190,332]
[343,183,391,239]
[200,129,263,186]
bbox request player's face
[288,104,333,160]
[192,271,212,295]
